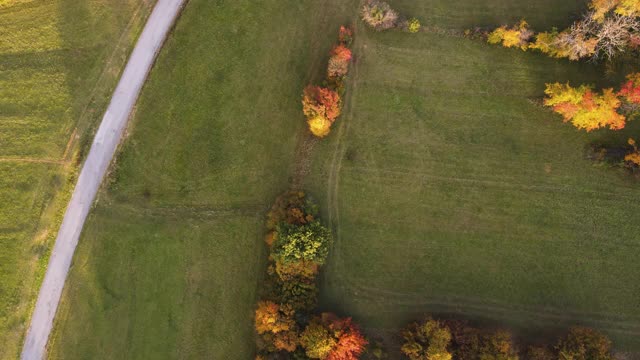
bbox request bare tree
[595,13,640,59]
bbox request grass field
[304,0,640,353]
[0,0,153,358]
[48,0,359,358]
[46,0,640,358]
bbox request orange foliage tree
[328,44,353,79]
[255,301,299,352]
[302,85,342,137]
[544,82,626,131]
[625,138,640,165]
[618,72,640,104]
[255,301,295,335]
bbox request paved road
[21,0,185,358]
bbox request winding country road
[21,0,185,358]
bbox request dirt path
[20,1,186,358]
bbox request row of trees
[302,27,353,138]
[487,0,640,60]
[255,191,367,359]
[401,317,614,360]
[360,0,422,33]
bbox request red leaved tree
[302,85,342,122]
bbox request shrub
[272,221,333,266]
[361,0,398,31]
[339,25,354,45]
[544,82,626,131]
[487,20,534,50]
[401,317,453,360]
[406,18,422,33]
[556,327,613,360]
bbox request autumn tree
[272,221,332,266]
[591,0,621,21]
[488,20,534,50]
[401,317,453,360]
[300,314,367,360]
[255,301,299,352]
[556,327,613,360]
[301,319,338,359]
[544,82,626,131]
[328,44,353,80]
[255,301,295,334]
[302,85,342,122]
[479,330,519,360]
[625,138,640,166]
[302,85,342,137]
[266,191,317,231]
[554,20,600,60]
[322,314,367,360]
[616,0,640,16]
[618,72,640,104]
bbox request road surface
[21,0,185,358]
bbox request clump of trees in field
[542,72,640,176]
[542,73,640,171]
[302,27,353,138]
[543,73,640,131]
[360,0,422,33]
[255,191,367,359]
[400,317,615,360]
[486,0,640,60]
[481,0,640,176]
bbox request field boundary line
[20,1,186,358]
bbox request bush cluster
[256,191,367,359]
[485,0,640,61]
[302,26,354,138]
[401,317,614,360]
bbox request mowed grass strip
[307,2,640,350]
[49,0,358,358]
[0,0,152,358]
